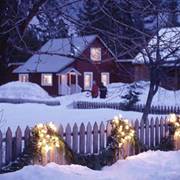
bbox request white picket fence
[0,117,171,170]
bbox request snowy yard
[1,150,180,180]
[0,81,176,133]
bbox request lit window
[90,48,101,62]
[101,72,109,86]
[41,74,53,86]
[19,74,29,82]
[84,72,93,90]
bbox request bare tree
[1,0,180,121]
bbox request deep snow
[0,81,52,100]
[0,81,171,133]
[1,150,180,180]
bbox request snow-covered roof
[133,27,180,66]
[14,35,97,73]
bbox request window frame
[41,73,53,86]
[101,72,110,86]
[84,72,93,90]
[90,47,102,62]
[19,74,29,82]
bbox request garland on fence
[30,122,74,164]
[106,115,137,160]
[169,114,180,136]
[168,114,180,150]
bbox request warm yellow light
[169,114,177,123]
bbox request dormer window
[90,48,101,62]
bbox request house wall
[134,64,149,81]
[73,37,133,89]
[134,64,180,90]
[29,73,58,96]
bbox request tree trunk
[142,80,158,122]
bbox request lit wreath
[30,122,73,163]
[169,114,180,139]
[107,115,137,159]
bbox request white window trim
[84,72,93,90]
[19,74,29,82]
[101,72,110,86]
[41,73,53,86]
[90,47,101,62]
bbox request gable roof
[13,35,98,73]
[133,27,180,66]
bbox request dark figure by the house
[91,81,99,98]
[99,82,107,99]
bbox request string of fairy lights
[169,114,180,138]
[110,115,136,149]
[32,122,63,155]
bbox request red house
[13,35,129,96]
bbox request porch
[57,68,82,95]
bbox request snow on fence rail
[0,117,170,171]
[74,101,180,114]
[0,98,60,106]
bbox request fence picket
[160,117,164,140]
[106,121,112,146]
[79,123,85,154]
[72,123,78,153]
[86,122,92,154]
[24,126,30,150]
[150,118,154,148]
[0,117,173,170]
[145,119,149,148]
[155,118,160,146]
[140,120,144,148]
[74,101,180,114]
[93,122,98,153]
[15,126,22,159]
[58,124,64,138]
[100,122,105,151]
[65,124,71,148]
[5,127,13,165]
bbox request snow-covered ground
[0,81,52,101]
[0,81,172,133]
[1,150,180,180]
[74,81,180,107]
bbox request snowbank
[0,81,51,100]
[0,82,60,105]
[1,150,180,180]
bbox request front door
[58,74,68,95]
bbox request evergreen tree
[121,83,142,110]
